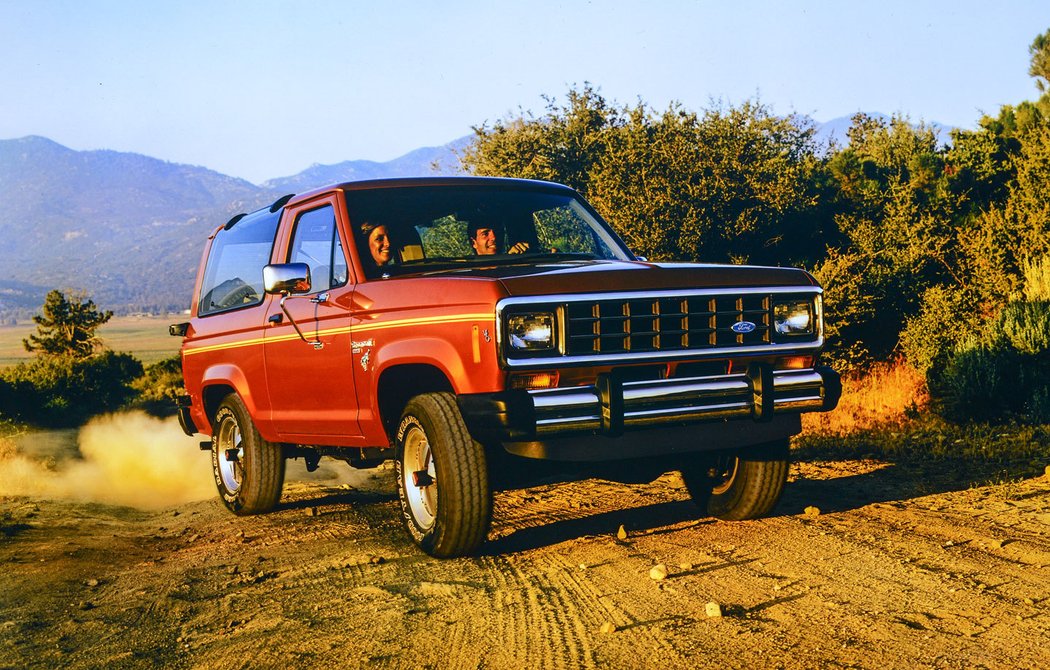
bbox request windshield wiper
[518,251,598,261]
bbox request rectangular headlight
[773,299,814,336]
[506,312,555,351]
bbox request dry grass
[0,314,182,368]
[802,361,928,436]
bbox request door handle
[268,313,283,324]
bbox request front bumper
[459,365,841,443]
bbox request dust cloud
[0,411,215,509]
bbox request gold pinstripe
[182,313,494,357]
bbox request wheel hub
[216,418,244,494]
[402,425,437,531]
[708,455,740,495]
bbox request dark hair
[360,221,382,236]
[466,220,500,240]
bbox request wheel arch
[198,363,264,435]
[377,363,454,436]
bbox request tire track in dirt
[474,554,598,669]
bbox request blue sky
[2,0,1048,184]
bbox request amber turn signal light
[509,372,560,390]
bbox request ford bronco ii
[173,177,840,557]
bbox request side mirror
[263,263,312,295]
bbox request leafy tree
[22,290,113,358]
[816,114,957,364]
[463,85,828,267]
[1030,28,1050,92]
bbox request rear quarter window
[198,209,281,316]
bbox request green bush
[930,339,1019,423]
[131,354,184,415]
[931,297,1050,424]
[0,351,143,426]
[900,285,982,374]
[998,300,1050,354]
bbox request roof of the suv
[287,176,575,207]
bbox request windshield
[345,185,632,278]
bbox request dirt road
[2,451,1049,669]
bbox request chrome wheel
[708,455,740,496]
[401,422,438,532]
[216,413,244,495]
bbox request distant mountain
[813,113,955,148]
[0,135,467,318]
[262,136,471,192]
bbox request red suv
[173,177,840,557]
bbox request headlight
[773,299,814,336]
[506,312,555,351]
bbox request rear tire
[680,439,789,520]
[211,393,285,515]
[395,392,491,558]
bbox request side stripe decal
[182,313,494,356]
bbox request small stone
[370,556,385,565]
[804,506,821,517]
[85,579,99,588]
[705,601,723,618]
[578,563,588,570]
[599,621,617,634]
[187,534,200,543]
[1024,597,1035,605]
[1045,465,1050,478]
[226,565,240,575]
[616,525,628,541]
[78,601,94,611]
[306,507,319,517]
[773,583,782,592]
[649,564,669,581]
[679,563,694,570]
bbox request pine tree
[23,290,113,358]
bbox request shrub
[900,285,982,374]
[930,339,1019,423]
[131,354,184,415]
[930,297,1050,424]
[0,351,143,426]
[998,300,1050,355]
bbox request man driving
[468,220,529,255]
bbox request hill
[813,113,955,148]
[0,135,466,318]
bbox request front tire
[681,439,790,520]
[211,393,285,515]
[395,392,491,558]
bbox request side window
[198,209,281,316]
[287,205,347,293]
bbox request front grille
[566,294,771,355]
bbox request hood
[413,259,818,297]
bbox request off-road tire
[395,392,491,558]
[211,393,285,515]
[680,439,790,520]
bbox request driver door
[263,199,360,441]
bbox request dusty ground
[2,447,1049,669]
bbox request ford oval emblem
[731,321,757,334]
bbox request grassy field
[0,314,184,368]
